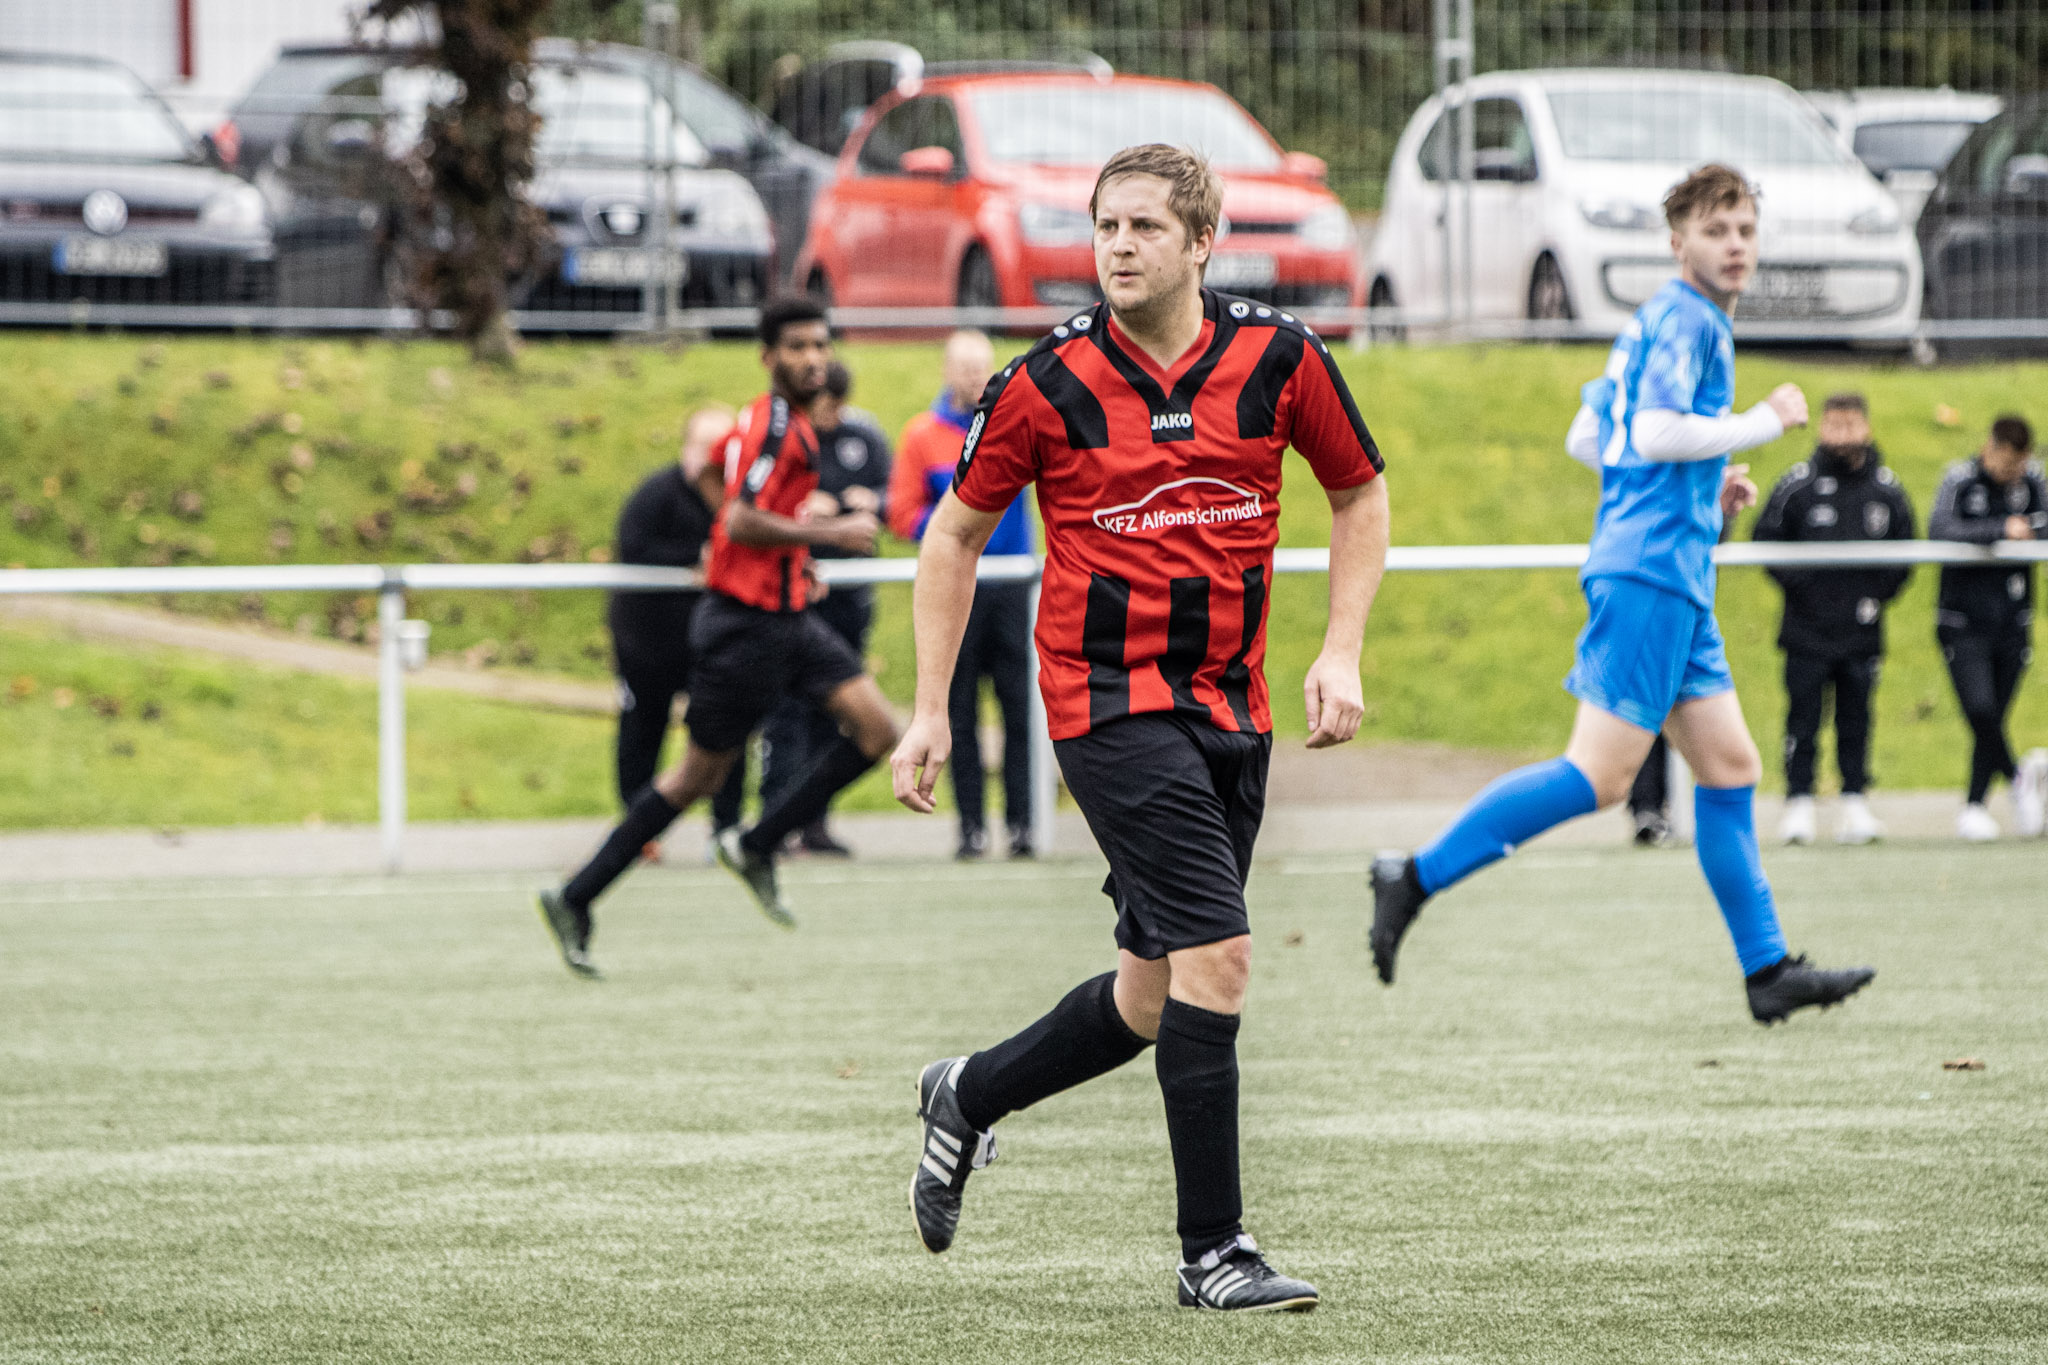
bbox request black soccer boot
[1746,954,1877,1025]
[715,827,797,930]
[909,1056,997,1254]
[1369,852,1430,985]
[1177,1233,1320,1313]
[1007,823,1035,860]
[798,820,854,858]
[535,888,601,980]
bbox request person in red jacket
[889,330,1038,858]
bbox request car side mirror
[1282,151,1328,181]
[900,145,955,179]
[2004,154,2048,198]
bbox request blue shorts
[1563,576,1734,733]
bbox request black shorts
[1055,711,1271,960]
[683,592,865,753]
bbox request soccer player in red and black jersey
[538,297,901,977]
[891,146,1391,1311]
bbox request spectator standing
[755,362,893,855]
[1928,415,2047,840]
[889,330,1036,859]
[1752,392,1916,846]
[607,404,744,844]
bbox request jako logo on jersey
[1091,476,1264,535]
[1151,412,1194,433]
[957,410,987,468]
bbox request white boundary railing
[3,540,2044,869]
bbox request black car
[227,44,775,316]
[0,51,273,309]
[1919,97,2048,324]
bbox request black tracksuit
[756,417,893,818]
[606,463,744,828]
[1928,456,2048,802]
[1752,445,1916,797]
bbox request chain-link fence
[0,1,2042,344]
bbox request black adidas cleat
[715,827,796,929]
[536,888,601,979]
[1177,1233,1319,1313]
[1369,851,1430,985]
[1746,953,1876,1025]
[910,1056,997,1254]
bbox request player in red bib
[539,298,900,976]
[891,145,1392,1310]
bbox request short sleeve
[952,360,1041,514]
[1634,312,1707,414]
[1281,339,1383,489]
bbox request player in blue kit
[1370,164,1876,1025]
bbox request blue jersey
[1578,279,1735,608]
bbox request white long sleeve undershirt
[1565,403,1785,469]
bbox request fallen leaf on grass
[837,1061,861,1080]
[1942,1057,1985,1071]
[1697,1059,1721,1069]
[1282,930,1305,947]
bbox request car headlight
[1847,205,1901,236]
[1295,204,1355,251]
[699,188,770,242]
[198,184,266,233]
[1018,202,1094,248]
[1580,199,1659,232]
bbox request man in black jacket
[608,404,744,847]
[1752,393,1915,846]
[1929,414,2047,840]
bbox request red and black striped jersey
[706,392,821,613]
[952,289,1383,740]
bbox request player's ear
[1191,223,1214,268]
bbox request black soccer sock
[954,972,1152,1133]
[740,735,874,858]
[1155,996,1244,1261]
[562,785,680,911]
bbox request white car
[1804,87,2002,222]
[1368,68,1923,341]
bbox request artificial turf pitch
[3,842,2044,1363]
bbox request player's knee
[1171,936,1251,1013]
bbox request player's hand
[890,710,952,813]
[1720,463,1759,519]
[803,489,841,519]
[1764,383,1808,431]
[2003,514,2036,542]
[1303,651,1364,749]
[840,486,881,515]
[825,510,880,554]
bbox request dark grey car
[0,51,274,308]
[1919,97,2048,325]
[227,44,775,317]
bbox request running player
[891,144,1390,1311]
[537,296,900,977]
[1369,164,1876,1025]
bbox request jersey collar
[1090,290,1238,445]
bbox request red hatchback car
[793,72,1363,317]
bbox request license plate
[1204,251,1276,289]
[563,248,687,287]
[1749,266,1825,302]
[55,236,167,277]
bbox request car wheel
[1527,254,1574,323]
[957,247,1000,312]
[1367,276,1405,344]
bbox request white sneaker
[1778,795,1817,846]
[1956,803,2000,843]
[1835,794,1884,845]
[2016,751,2048,838]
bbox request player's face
[1670,199,1758,301]
[1981,439,2026,483]
[1093,174,1213,317]
[764,321,833,403]
[1817,408,1871,450]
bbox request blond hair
[1089,144,1223,246]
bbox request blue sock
[1414,758,1599,895]
[1693,784,1789,976]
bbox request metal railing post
[377,573,407,873]
[1665,743,1696,847]
[1026,579,1056,855]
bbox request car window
[291,70,387,168]
[857,98,925,175]
[528,65,708,166]
[1851,119,1978,176]
[1473,97,1536,179]
[968,84,1280,170]
[672,63,762,156]
[1547,82,1849,166]
[0,59,191,160]
[1417,109,1451,181]
[1966,113,2048,197]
